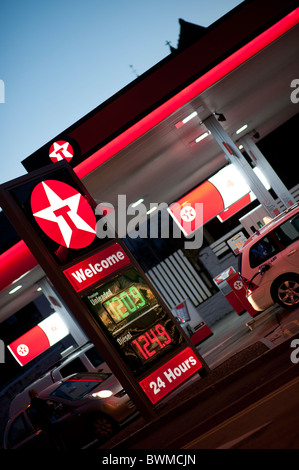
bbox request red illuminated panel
[168,181,224,236]
[0,241,37,291]
[8,313,69,366]
[131,323,172,362]
[217,193,253,222]
[63,243,130,292]
[139,347,203,404]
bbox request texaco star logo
[49,141,73,162]
[30,180,96,249]
[180,206,196,222]
[17,344,29,357]
[233,280,243,290]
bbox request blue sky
[0,0,242,185]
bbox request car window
[249,234,279,268]
[274,214,299,248]
[85,347,104,368]
[51,377,108,401]
[59,358,88,378]
[7,413,33,447]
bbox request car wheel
[92,414,118,442]
[271,274,299,309]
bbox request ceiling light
[236,124,248,135]
[191,130,211,145]
[182,111,198,124]
[175,111,198,128]
[195,131,210,142]
[9,285,22,294]
[12,270,31,284]
[131,198,144,208]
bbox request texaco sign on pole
[0,161,208,419]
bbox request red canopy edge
[0,241,38,291]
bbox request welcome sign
[64,243,130,291]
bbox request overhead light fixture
[12,270,31,284]
[131,198,144,208]
[9,285,22,295]
[190,130,211,146]
[175,111,198,128]
[195,131,210,142]
[236,124,248,135]
[182,111,198,124]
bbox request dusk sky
[0,0,242,185]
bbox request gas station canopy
[21,0,299,211]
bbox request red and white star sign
[49,140,73,162]
[30,180,96,249]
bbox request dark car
[4,373,137,449]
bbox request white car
[238,203,299,311]
[4,373,137,449]
[9,342,111,418]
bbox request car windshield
[274,214,299,246]
[51,374,110,401]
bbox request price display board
[83,267,184,377]
[0,161,206,413]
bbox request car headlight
[91,390,113,399]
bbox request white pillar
[38,277,88,346]
[203,114,281,218]
[238,134,296,209]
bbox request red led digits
[131,324,172,361]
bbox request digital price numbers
[103,286,146,323]
[131,323,172,361]
[83,268,184,377]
